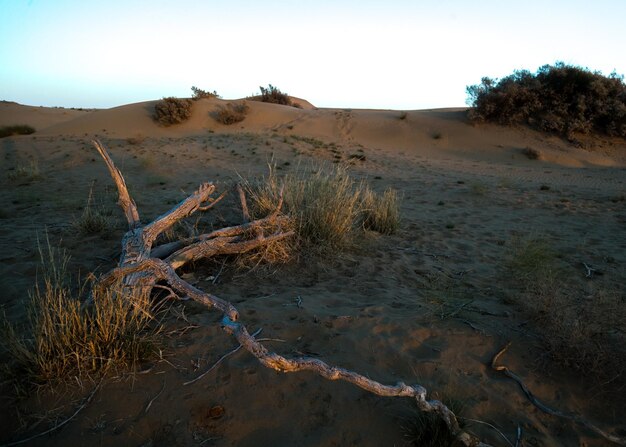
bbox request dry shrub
[251,84,293,106]
[243,165,400,254]
[153,97,193,126]
[213,102,249,125]
[0,125,35,138]
[191,86,219,100]
[1,241,159,386]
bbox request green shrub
[153,97,193,126]
[0,125,35,138]
[191,86,219,100]
[467,62,626,138]
[213,102,249,125]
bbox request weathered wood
[92,140,489,447]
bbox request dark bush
[212,102,249,125]
[254,84,293,106]
[153,97,193,126]
[0,125,36,138]
[191,86,219,100]
[466,62,626,139]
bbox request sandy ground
[1,98,625,446]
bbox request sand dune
[1,98,625,446]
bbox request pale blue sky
[1,0,625,109]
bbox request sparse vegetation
[467,62,626,139]
[153,97,193,126]
[212,102,249,125]
[8,159,41,182]
[191,86,219,100]
[1,241,159,387]
[505,236,625,377]
[0,124,36,138]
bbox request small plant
[153,97,193,126]
[431,131,443,140]
[73,186,110,235]
[0,125,35,138]
[360,186,400,234]
[505,236,557,283]
[8,159,41,182]
[399,111,408,120]
[252,84,293,106]
[521,146,542,160]
[191,86,219,100]
[213,102,250,125]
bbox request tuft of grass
[402,390,465,447]
[8,159,41,182]
[505,236,558,283]
[0,125,35,138]
[360,186,400,234]
[212,102,249,125]
[73,187,111,235]
[243,164,399,254]
[0,240,159,387]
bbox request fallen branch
[491,342,626,445]
[92,140,489,447]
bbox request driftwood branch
[92,140,488,447]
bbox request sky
[1,0,625,110]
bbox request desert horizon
[1,68,625,447]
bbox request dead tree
[92,140,489,447]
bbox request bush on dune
[250,84,297,107]
[153,97,193,126]
[466,62,626,139]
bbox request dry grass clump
[360,187,399,234]
[213,102,250,125]
[8,159,41,182]
[191,86,219,100]
[0,242,159,387]
[467,62,626,139]
[505,236,625,377]
[153,97,193,126]
[0,124,36,138]
[72,188,111,235]
[243,165,400,253]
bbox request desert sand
[1,97,625,446]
